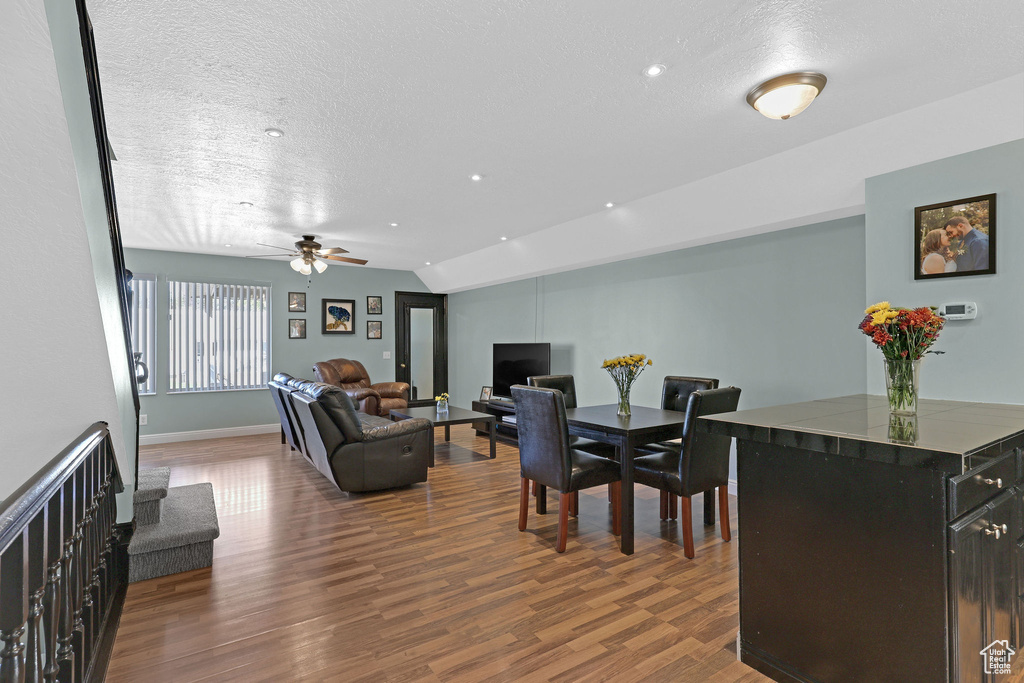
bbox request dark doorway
[395,292,447,406]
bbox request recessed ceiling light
[390,222,399,227]
[644,64,666,77]
[224,244,232,247]
[605,202,615,208]
[265,128,284,137]
[425,262,431,265]
[470,174,484,181]
[746,72,827,120]
[501,236,507,241]
[239,201,253,207]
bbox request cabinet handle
[984,523,1009,539]
[981,477,1003,488]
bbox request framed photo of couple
[914,193,995,280]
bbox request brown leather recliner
[313,358,410,417]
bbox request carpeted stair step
[128,482,220,583]
[134,467,171,526]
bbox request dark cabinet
[950,489,1016,683]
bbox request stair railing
[0,423,124,683]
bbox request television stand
[471,399,518,443]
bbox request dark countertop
[699,394,1024,475]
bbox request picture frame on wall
[367,320,382,339]
[288,292,306,312]
[480,386,493,401]
[367,295,383,315]
[288,319,306,339]
[322,298,355,334]
[914,193,995,280]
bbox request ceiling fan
[245,235,368,274]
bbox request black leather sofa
[269,372,433,493]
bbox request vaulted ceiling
[90,0,1024,290]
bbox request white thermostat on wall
[938,302,977,320]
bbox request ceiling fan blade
[321,254,368,265]
[256,243,296,251]
[316,247,349,255]
[244,253,296,258]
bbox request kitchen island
[700,394,1024,683]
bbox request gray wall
[125,249,428,435]
[864,138,1024,402]
[450,215,869,481]
[0,1,132,520]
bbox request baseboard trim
[139,424,279,445]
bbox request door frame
[395,291,448,407]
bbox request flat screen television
[492,343,551,399]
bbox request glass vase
[883,358,920,416]
[616,388,631,417]
[436,399,448,413]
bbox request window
[128,273,157,395]
[168,280,271,392]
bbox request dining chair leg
[669,493,678,520]
[570,491,579,517]
[680,495,694,559]
[610,481,621,536]
[518,477,530,531]
[718,485,731,542]
[531,480,538,496]
[557,492,571,552]
[659,491,668,520]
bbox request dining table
[563,404,697,555]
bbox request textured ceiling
[90,0,1023,277]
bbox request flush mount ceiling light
[746,72,827,120]
[265,128,284,137]
[239,201,253,207]
[644,64,666,77]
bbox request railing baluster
[0,528,28,683]
[41,561,59,683]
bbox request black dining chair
[633,386,741,558]
[511,384,622,553]
[527,375,619,460]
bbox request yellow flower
[647,359,652,366]
[865,301,890,315]
[870,310,890,326]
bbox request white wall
[0,0,131,510]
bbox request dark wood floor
[107,426,768,682]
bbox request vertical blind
[168,280,271,392]
[128,274,156,394]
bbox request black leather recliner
[280,377,433,493]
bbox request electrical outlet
[383,351,391,359]
[139,414,148,426]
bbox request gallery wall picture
[367,295,383,315]
[322,299,355,334]
[288,319,306,339]
[288,292,306,312]
[367,320,382,339]
[914,193,995,280]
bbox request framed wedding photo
[367,321,382,339]
[367,295,383,315]
[288,319,306,339]
[322,298,355,334]
[914,193,995,280]
[288,291,306,312]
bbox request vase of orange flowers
[601,354,653,417]
[859,302,944,416]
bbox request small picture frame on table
[288,292,306,312]
[914,193,995,280]
[480,386,493,401]
[367,320,382,339]
[288,319,306,339]
[367,295,383,315]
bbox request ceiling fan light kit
[250,234,368,274]
[746,71,827,119]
